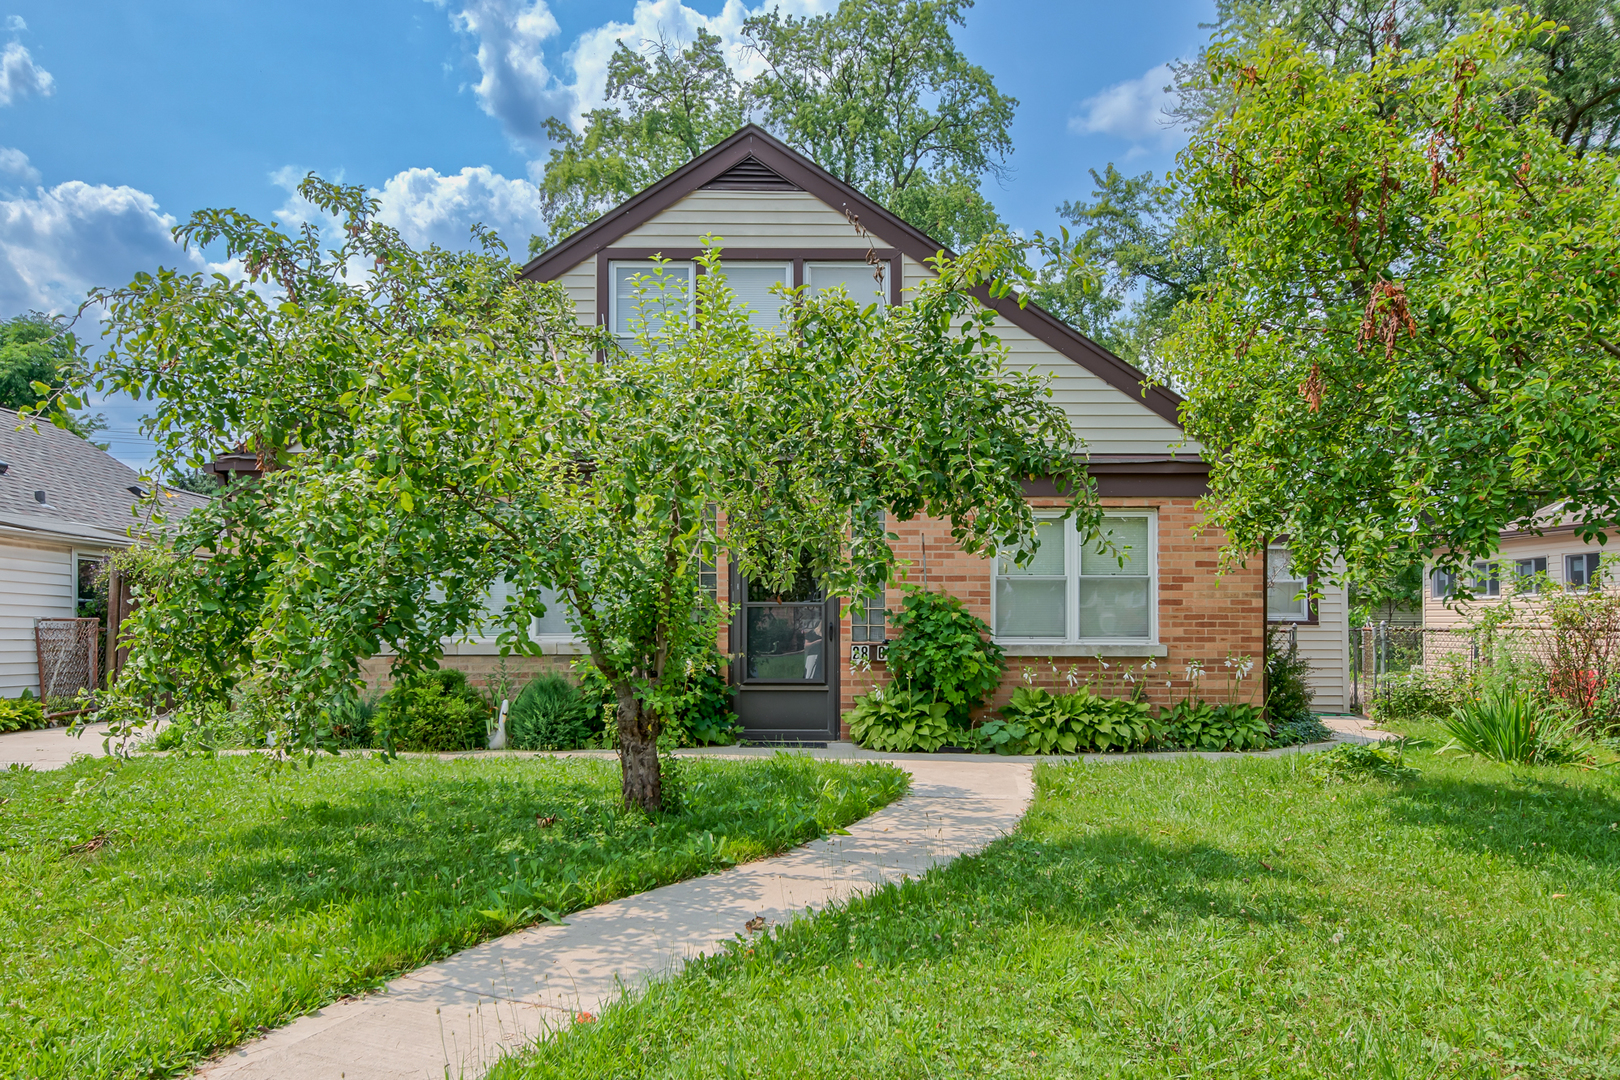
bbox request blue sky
[0,0,1213,468]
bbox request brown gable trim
[519,125,1185,429]
[1023,456,1208,499]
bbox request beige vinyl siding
[901,255,1192,457]
[1286,579,1350,712]
[1424,531,1619,629]
[580,192,1190,456]
[558,255,596,326]
[619,190,874,246]
[0,538,76,697]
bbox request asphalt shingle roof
[0,407,210,543]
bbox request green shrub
[1158,699,1271,751]
[1371,669,1462,725]
[1440,688,1592,766]
[885,588,1004,726]
[1270,714,1334,746]
[570,651,739,749]
[1264,625,1315,724]
[325,690,377,749]
[508,674,593,751]
[375,669,491,752]
[979,686,1152,755]
[846,686,952,752]
[0,691,49,734]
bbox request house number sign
[849,641,888,664]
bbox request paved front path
[0,721,118,770]
[196,756,1035,1080]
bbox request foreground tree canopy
[535,0,1013,252]
[1166,11,1620,591]
[64,178,1092,811]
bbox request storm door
[730,564,840,743]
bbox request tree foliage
[77,177,1092,811]
[530,0,1014,253]
[0,313,103,440]
[1166,12,1620,591]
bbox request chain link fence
[34,617,101,716]
[1352,621,1620,718]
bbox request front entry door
[730,566,840,743]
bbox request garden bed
[0,753,907,1080]
[492,728,1620,1078]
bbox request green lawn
[0,752,908,1080]
[494,731,1620,1079]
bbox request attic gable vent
[701,156,801,191]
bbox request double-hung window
[806,261,886,308]
[1471,561,1501,597]
[994,514,1156,643]
[710,261,790,329]
[529,584,576,640]
[609,261,692,350]
[1266,546,1311,621]
[1515,557,1547,594]
[1432,568,1456,599]
[1567,552,1603,590]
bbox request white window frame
[1265,545,1311,622]
[991,511,1158,646]
[607,260,694,346]
[1514,556,1547,595]
[1567,552,1603,591]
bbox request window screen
[611,262,691,341]
[530,585,574,638]
[1515,557,1547,593]
[1266,547,1310,620]
[711,262,789,328]
[807,261,886,308]
[1568,552,1603,589]
[994,520,1067,638]
[1079,516,1152,639]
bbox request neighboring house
[1264,545,1352,713]
[488,124,1267,743]
[0,408,208,699]
[1424,513,1614,629]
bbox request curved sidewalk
[196,756,1035,1080]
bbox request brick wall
[835,498,1263,737]
[358,652,576,696]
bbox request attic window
[700,156,800,191]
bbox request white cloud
[0,181,207,316]
[440,0,833,148]
[1068,63,1183,150]
[5,16,25,32]
[0,146,39,184]
[0,41,53,107]
[374,165,551,251]
[450,0,571,147]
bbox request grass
[0,752,908,1080]
[493,728,1620,1079]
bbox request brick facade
[835,498,1263,739]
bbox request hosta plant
[979,686,1152,755]
[846,686,952,753]
[1159,699,1271,752]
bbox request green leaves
[1169,12,1620,592]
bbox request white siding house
[1266,545,1352,713]
[0,409,208,698]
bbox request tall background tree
[1164,12,1620,594]
[0,313,104,441]
[531,0,1014,253]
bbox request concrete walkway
[196,756,1035,1080]
[192,723,1388,1080]
[0,721,119,770]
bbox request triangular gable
[519,125,1184,429]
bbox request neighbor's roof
[518,124,1186,430]
[0,407,210,546]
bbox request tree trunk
[615,688,662,812]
